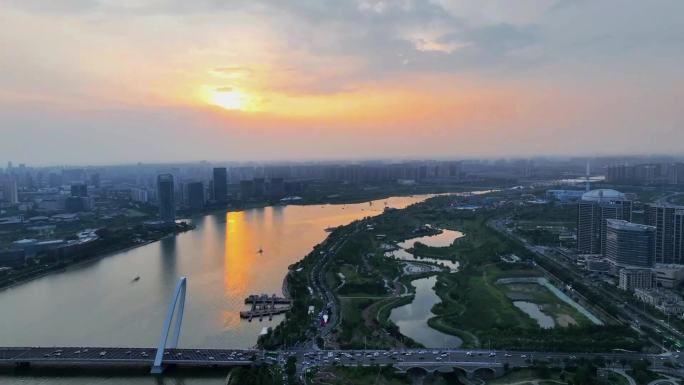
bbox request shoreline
[1,189,460,292]
[0,188,475,300]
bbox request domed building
[581,189,627,202]
[577,189,633,255]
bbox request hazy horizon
[1,0,683,165]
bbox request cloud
[1,0,684,164]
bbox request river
[0,196,434,351]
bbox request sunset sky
[1,0,683,165]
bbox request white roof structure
[581,189,626,202]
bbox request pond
[513,301,555,329]
[385,229,463,271]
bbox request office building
[157,174,175,223]
[618,268,653,291]
[649,204,684,264]
[605,219,655,268]
[576,189,632,255]
[187,181,205,210]
[212,167,227,202]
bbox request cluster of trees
[483,325,646,352]
[227,366,280,385]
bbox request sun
[210,89,248,110]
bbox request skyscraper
[212,167,227,202]
[2,180,18,205]
[650,204,684,264]
[187,181,205,210]
[157,174,175,223]
[577,189,632,255]
[605,219,655,268]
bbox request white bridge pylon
[151,276,187,374]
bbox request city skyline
[1,1,684,164]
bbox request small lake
[498,277,602,325]
[513,301,555,329]
[389,276,462,348]
[385,229,463,271]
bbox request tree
[286,356,297,379]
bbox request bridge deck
[0,347,255,366]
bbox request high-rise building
[48,173,62,188]
[70,184,88,197]
[130,188,149,203]
[253,178,265,198]
[157,174,175,223]
[605,219,655,268]
[676,210,684,264]
[650,204,684,264]
[187,181,205,210]
[240,180,254,200]
[576,189,632,255]
[2,180,18,205]
[90,173,101,188]
[269,177,285,199]
[212,167,227,202]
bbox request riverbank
[0,224,194,292]
[1,187,477,294]
[301,194,649,352]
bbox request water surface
[0,195,434,350]
[513,301,555,329]
[389,276,462,348]
[385,229,463,270]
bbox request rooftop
[606,219,654,231]
[581,189,627,202]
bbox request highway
[0,347,255,366]
[3,346,682,379]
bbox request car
[504,353,512,357]
[489,352,496,357]
[521,354,527,358]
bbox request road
[5,346,680,378]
